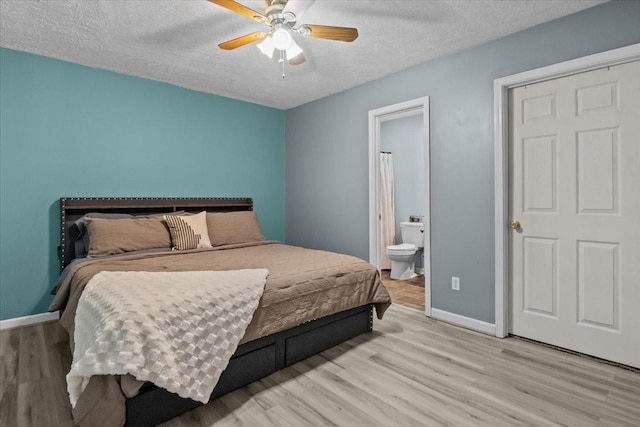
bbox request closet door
[508,60,640,368]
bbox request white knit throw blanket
[67,269,269,406]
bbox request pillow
[86,216,173,257]
[206,211,265,246]
[74,213,134,258]
[164,211,212,251]
[73,211,184,258]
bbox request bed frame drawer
[211,343,277,399]
[126,343,277,426]
[125,305,373,427]
[285,308,372,366]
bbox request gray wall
[380,114,424,242]
[286,1,640,323]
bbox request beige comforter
[50,242,391,427]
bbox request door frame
[493,43,640,338]
[368,96,431,316]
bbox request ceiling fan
[208,0,358,66]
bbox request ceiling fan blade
[218,31,268,50]
[208,0,267,23]
[300,25,358,42]
[283,0,316,24]
[289,52,306,66]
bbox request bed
[49,197,391,427]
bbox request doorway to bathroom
[368,97,430,315]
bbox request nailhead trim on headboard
[59,197,253,270]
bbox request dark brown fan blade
[218,31,268,50]
[208,0,267,23]
[289,52,306,66]
[301,24,358,42]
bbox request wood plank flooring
[381,270,425,311]
[1,305,639,426]
[0,319,75,426]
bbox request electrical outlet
[451,276,460,291]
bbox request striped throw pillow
[164,211,212,251]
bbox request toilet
[386,222,424,280]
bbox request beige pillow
[164,211,212,251]
[86,217,172,257]
[207,211,265,246]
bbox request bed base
[125,304,373,427]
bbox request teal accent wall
[286,1,640,323]
[0,48,285,321]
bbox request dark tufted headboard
[58,197,253,270]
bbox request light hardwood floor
[1,305,639,426]
[381,270,425,311]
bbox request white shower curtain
[379,152,395,270]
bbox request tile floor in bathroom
[380,270,425,312]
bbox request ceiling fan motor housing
[266,0,291,27]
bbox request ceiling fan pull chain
[281,50,286,79]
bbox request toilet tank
[400,222,424,247]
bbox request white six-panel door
[508,60,640,368]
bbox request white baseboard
[431,308,496,336]
[0,311,60,331]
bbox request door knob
[510,220,521,230]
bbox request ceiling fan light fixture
[271,27,293,50]
[285,40,303,60]
[257,36,275,58]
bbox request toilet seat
[386,243,416,256]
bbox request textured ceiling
[0,0,605,110]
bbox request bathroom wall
[286,1,640,323]
[380,114,424,242]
